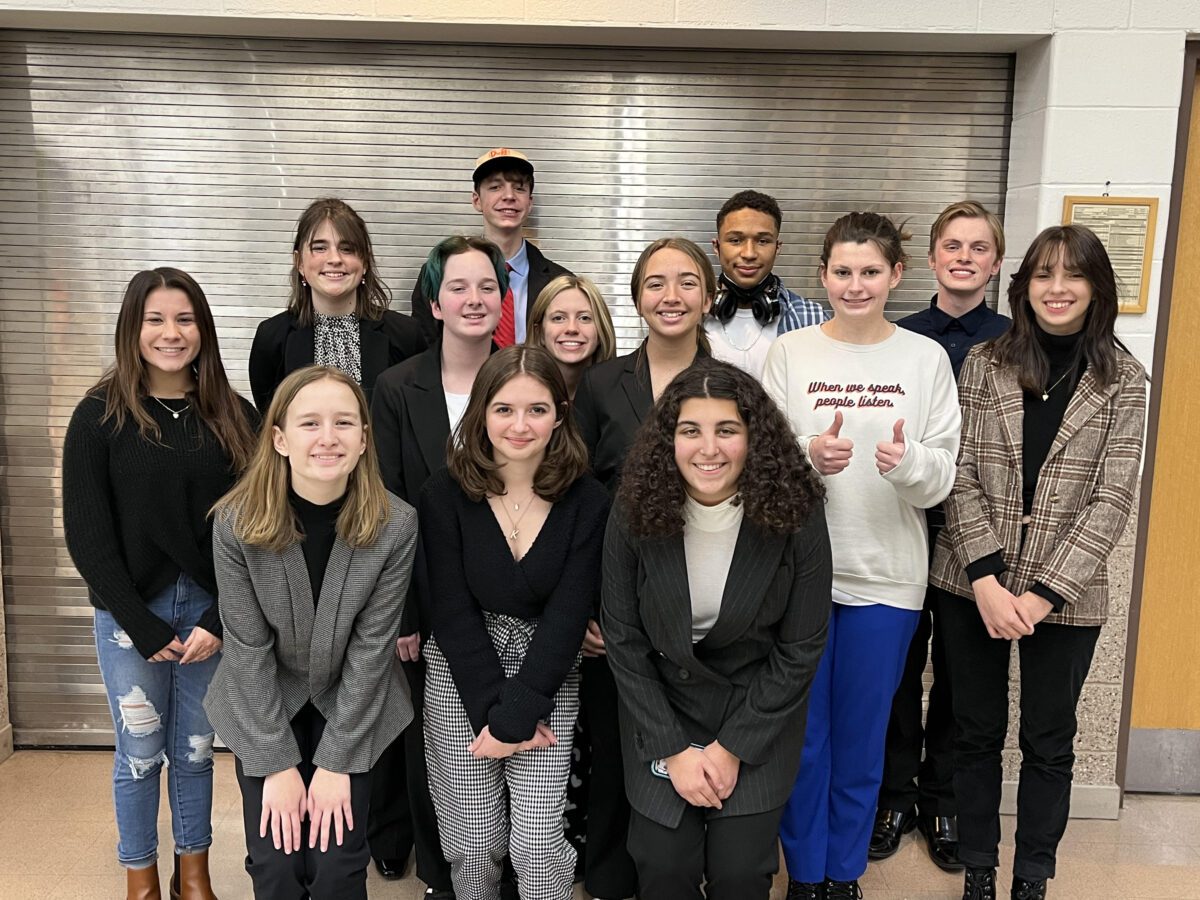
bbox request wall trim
[1001,781,1120,820]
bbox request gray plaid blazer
[930,345,1146,627]
[601,505,831,828]
[204,494,418,777]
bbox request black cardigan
[418,468,609,743]
[248,309,426,412]
[62,393,259,658]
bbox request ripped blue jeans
[94,573,221,869]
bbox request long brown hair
[288,198,391,326]
[991,225,1124,390]
[618,358,824,537]
[91,268,256,471]
[213,367,390,552]
[447,345,588,503]
[630,237,714,356]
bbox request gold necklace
[492,491,536,542]
[1041,368,1073,402]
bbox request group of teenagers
[60,146,1147,900]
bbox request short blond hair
[527,274,617,365]
[929,200,1005,259]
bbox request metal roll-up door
[0,30,1011,745]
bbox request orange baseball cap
[473,147,535,183]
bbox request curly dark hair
[617,358,824,537]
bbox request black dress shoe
[1011,877,1047,900]
[963,867,996,900]
[867,807,917,860]
[423,889,455,900]
[916,813,964,871]
[500,876,519,900]
[786,880,823,900]
[373,857,408,880]
[823,880,863,900]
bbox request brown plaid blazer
[930,345,1146,627]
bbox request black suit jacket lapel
[358,317,389,392]
[699,521,786,648]
[525,243,551,317]
[282,318,315,374]
[619,345,653,427]
[640,534,724,683]
[406,346,452,477]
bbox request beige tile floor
[1,749,1198,899]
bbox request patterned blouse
[313,313,362,384]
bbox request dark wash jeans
[938,587,1100,881]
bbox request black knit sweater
[418,468,609,743]
[62,392,258,658]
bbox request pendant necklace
[493,491,535,542]
[150,395,190,419]
[1040,368,1073,402]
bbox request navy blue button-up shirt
[897,294,1011,379]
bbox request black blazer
[573,345,654,497]
[248,309,426,413]
[370,343,452,638]
[410,241,572,345]
[601,505,832,828]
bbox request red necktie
[494,262,516,348]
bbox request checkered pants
[424,613,579,900]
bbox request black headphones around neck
[712,272,782,325]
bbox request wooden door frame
[1116,41,1200,796]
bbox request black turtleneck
[289,488,345,606]
[1021,326,1086,516]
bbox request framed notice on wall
[1062,196,1158,314]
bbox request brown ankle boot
[172,850,219,900]
[126,862,162,900]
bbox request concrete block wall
[0,0,1196,805]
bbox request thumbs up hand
[808,411,854,476]
[875,418,906,475]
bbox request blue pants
[779,602,919,883]
[94,573,221,868]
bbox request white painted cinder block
[1053,0,1133,29]
[1048,31,1186,109]
[374,0,524,17]
[1012,37,1053,120]
[525,0,676,24]
[1129,0,1200,31]
[1007,108,1050,191]
[979,0,1055,32]
[675,0,826,28]
[826,0,979,30]
[1041,108,1179,186]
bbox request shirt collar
[926,293,992,336]
[506,240,530,277]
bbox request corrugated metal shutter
[0,30,1011,745]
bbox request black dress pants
[627,804,785,900]
[579,655,639,898]
[235,703,372,900]
[367,656,454,891]
[877,583,957,816]
[939,588,1100,881]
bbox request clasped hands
[469,722,558,760]
[971,574,1054,640]
[260,766,354,855]
[808,411,907,476]
[665,741,741,809]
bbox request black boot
[963,867,996,900]
[823,880,863,899]
[1011,877,1047,900]
[786,880,824,900]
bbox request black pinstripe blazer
[601,504,832,828]
[204,494,418,778]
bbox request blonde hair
[928,200,1006,259]
[213,367,390,552]
[527,274,617,365]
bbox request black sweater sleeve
[62,400,177,658]
[419,473,508,733]
[488,480,607,742]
